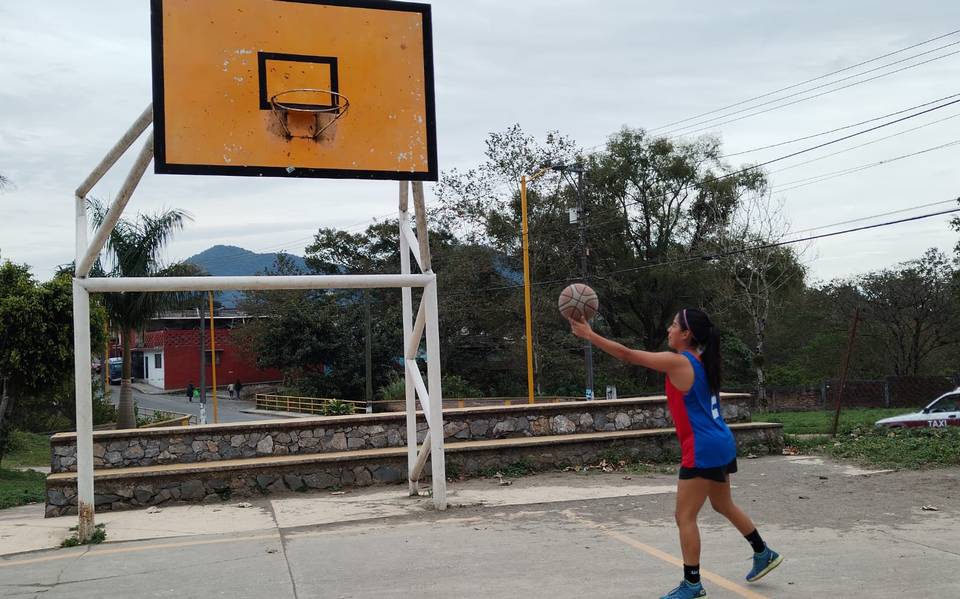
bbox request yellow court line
[0,532,278,569]
[564,511,768,599]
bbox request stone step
[49,395,754,473]
[45,422,783,517]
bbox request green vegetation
[3,430,50,469]
[759,408,960,470]
[135,409,183,427]
[62,523,107,547]
[321,399,355,416]
[0,468,45,509]
[785,426,960,470]
[755,408,909,435]
[480,459,535,479]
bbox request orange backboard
[151,0,437,180]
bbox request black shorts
[678,458,738,483]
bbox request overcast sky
[1,1,959,283]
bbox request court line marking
[563,511,769,599]
[0,532,278,569]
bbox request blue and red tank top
[665,351,737,468]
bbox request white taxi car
[875,388,960,429]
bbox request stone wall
[45,423,781,517]
[50,396,752,473]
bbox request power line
[649,28,960,132]
[450,204,960,296]
[721,92,960,157]
[773,139,960,193]
[765,112,960,176]
[785,199,959,235]
[660,47,960,138]
[574,104,960,234]
[592,207,960,281]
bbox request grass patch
[0,468,46,509]
[480,459,536,479]
[755,408,910,435]
[784,426,960,470]
[3,430,51,469]
[62,524,107,547]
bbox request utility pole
[575,167,594,400]
[550,161,595,400]
[364,289,373,413]
[197,305,206,424]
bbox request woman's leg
[706,478,756,535]
[675,478,711,566]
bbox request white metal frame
[71,105,446,541]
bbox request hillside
[185,245,308,307]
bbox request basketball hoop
[269,88,350,141]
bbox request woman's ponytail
[678,308,723,396]
[702,324,722,396]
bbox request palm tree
[89,199,192,429]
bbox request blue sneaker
[659,580,707,599]
[746,546,783,582]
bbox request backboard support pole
[71,117,446,539]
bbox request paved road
[106,386,270,424]
[2,456,959,598]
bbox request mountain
[185,245,308,307]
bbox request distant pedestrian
[186,382,195,403]
[193,387,201,402]
[227,383,235,399]
[234,379,243,400]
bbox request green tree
[88,199,192,429]
[712,193,806,404]
[855,249,958,376]
[436,125,769,390]
[0,257,106,451]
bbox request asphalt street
[3,456,959,598]
[108,386,270,424]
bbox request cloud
[1,0,959,282]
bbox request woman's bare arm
[568,316,690,383]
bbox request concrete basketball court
[2,454,958,598]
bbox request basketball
[558,283,599,321]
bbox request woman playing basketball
[568,308,782,599]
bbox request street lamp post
[520,168,550,404]
[547,162,594,400]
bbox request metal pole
[364,289,373,414]
[830,307,860,437]
[520,175,536,405]
[80,273,432,292]
[75,105,152,200]
[73,190,96,542]
[576,169,594,400]
[103,320,110,402]
[198,306,206,423]
[399,182,419,496]
[208,292,218,423]
[76,132,155,278]
[424,278,446,510]
[72,281,95,541]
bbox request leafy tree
[88,199,193,429]
[436,125,769,390]
[0,257,106,454]
[855,249,958,376]
[712,193,806,404]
